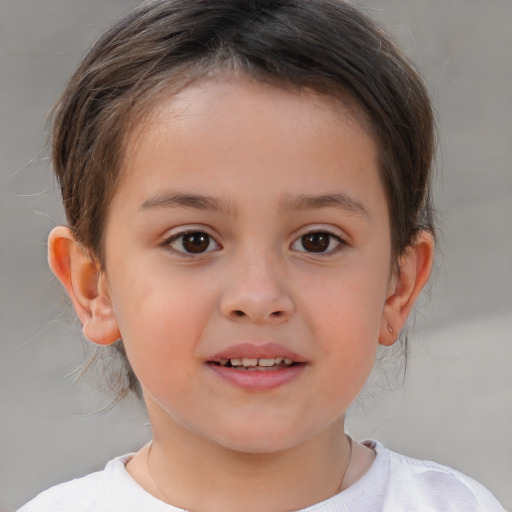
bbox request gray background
[1,1,511,510]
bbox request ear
[379,230,434,346]
[48,226,121,345]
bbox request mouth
[207,343,306,390]
[207,342,307,384]
[210,357,299,371]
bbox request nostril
[225,306,291,322]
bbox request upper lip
[208,342,306,363]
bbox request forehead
[126,73,372,157]
[115,75,384,216]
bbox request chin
[221,437,300,455]
[206,420,320,455]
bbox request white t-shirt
[18,441,505,511]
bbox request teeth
[219,357,296,368]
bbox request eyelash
[163,229,221,256]
[162,228,347,257]
[291,230,346,255]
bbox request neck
[129,408,351,512]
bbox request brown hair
[52,0,435,399]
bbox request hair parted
[52,0,436,400]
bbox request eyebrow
[139,191,241,217]
[139,191,369,218]
[281,193,370,218]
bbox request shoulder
[301,440,505,512]
[368,441,506,511]
[17,453,182,512]
[16,466,109,512]
[17,453,175,512]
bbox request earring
[387,324,394,334]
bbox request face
[102,76,394,453]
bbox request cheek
[110,271,215,384]
[303,268,386,393]
[308,271,386,346]
[314,308,378,413]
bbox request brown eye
[167,231,220,254]
[291,231,344,254]
[301,233,330,252]
[182,232,210,253]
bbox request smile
[215,357,296,371]
[207,343,306,391]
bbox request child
[19,0,505,510]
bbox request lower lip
[207,363,306,391]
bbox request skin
[49,75,434,511]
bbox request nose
[220,254,294,325]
